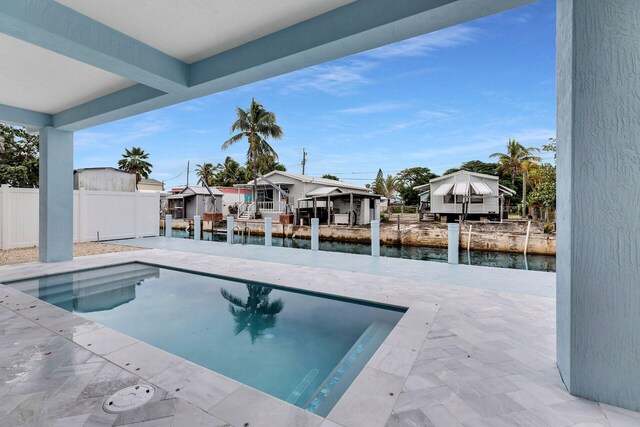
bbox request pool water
[165,229,556,272]
[7,263,404,416]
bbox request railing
[237,201,292,217]
[237,202,255,217]
[257,201,287,212]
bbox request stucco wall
[557,0,640,410]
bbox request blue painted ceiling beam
[0,104,52,128]
[27,0,535,131]
[0,0,189,94]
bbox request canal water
[163,229,556,272]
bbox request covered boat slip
[297,189,381,226]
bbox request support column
[557,0,640,410]
[39,127,73,263]
[362,198,371,224]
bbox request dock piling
[311,218,319,251]
[226,216,234,244]
[194,215,201,240]
[371,219,380,257]
[165,215,172,238]
[265,217,272,246]
[448,223,459,264]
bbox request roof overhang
[0,0,535,131]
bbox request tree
[213,156,249,187]
[117,147,152,189]
[222,98,283,217]
[520,160,539,216]
[444,160,498,176]
[220,284,284,343]
[382,175,399,212]
[322,174,340,181]
[195,162,217,186]
[490,140,540,186]
[490,139,541,216]
[0,124,39,188]
[372,169,385,195]
[252,153,286,176]
[528,163,556,221]
[543,138,557,163]
[395,167,437,205]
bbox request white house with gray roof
[236,171,380,225]
[414,170,516,222]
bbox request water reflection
[220,284,285,343]
[22,265,161,313]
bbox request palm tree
[213,156,249,187]
[490,139,541,216]
[382,174,399,213]
[195,162,217,186]
[118,147,152,189]
[222,99,283,218]
[220,284,285,343]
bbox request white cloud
[75,116,169,149]
[337,102,407,114]
[363,25,479,59]
[279,59,375,95]
[273,24,479,96]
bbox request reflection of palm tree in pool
[220,285,284,343]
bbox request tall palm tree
[490,139,541,216]
[195,162,217,186]
[222,99,283,218]
[220,284,285,343]
[118,147,152,189]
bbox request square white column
[556,0,640,410]
[39,127,73,262]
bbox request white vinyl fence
[0,185,159,249]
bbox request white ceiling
[0,33,134,114]
[55,0,355,63]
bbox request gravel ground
[0,242,147,266]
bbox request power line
[161,168,187,185]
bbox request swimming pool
[6,263,404,416]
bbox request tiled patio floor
[0,240,638,426]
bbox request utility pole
[186,160,190,187]
[301,148,307,175]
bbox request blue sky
[74,0,556,187]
